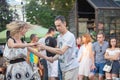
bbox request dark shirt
[45,36,57,57]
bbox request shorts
[107,60,120,74]
[47,60,58,77]
[91,63,105,76]
[62,67,79,80]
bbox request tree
[25,0,75,28]
[25,0,54,28]
[48,0,75,18]
[0,0,13,31]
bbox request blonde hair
[6,21,32,36]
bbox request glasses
[100,46,102,52]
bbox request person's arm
[7,38,38,48]
[28,47,52,62]
[90,49,95,65]
[26,51,30,64]
[89,43,95,65]
[104,52,113,60]
[77,46,83,62]
[40,44,69,55]
[78,52,83,62]
[89,43,96,70]
[41,33,75,55]
[113,53,120,60]
[52,54,59,61]
[104,49,118,61]
[104,49,110,60]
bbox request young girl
[104,38,120,80]
[78,33,95,80]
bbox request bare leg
[105,72,112,80]
[89,73,95,80]
[49,77,57,80]
[112,73,118,79]
[78,75,84,80]
[99,75,104,80]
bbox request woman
[3,21,51,80]
[104,38,120,80]
[78,33,95,80]
[76,37,82,60]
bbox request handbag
[103,61,113,72]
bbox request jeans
[58,60,62,80]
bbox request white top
[3,43,35,80]
[106,48,120,56]
[57,31,79,72]
[3,44,27,60]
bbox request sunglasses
[100,46,102,52]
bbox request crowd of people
[0,15,120,80]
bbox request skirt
[5,61,38,80]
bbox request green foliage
[50,0,75,17]
[25,0,75,28]
[26,0,54,28]
[0,0,13,31]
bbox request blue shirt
[93,41,108,63]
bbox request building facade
[69,0,120,46]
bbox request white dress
[78,44,92,76]
[3,43,40,80]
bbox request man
[89,32,108,80]
[28,34,41,80]
[38,34,49,80]
[45,27,58,80]
[98,22,104,33]
[40,15,79,80]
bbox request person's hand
[47,57,54,63]
[0,67,6,74]
[78,58,81,63]
[113,53,119,60]
[39,43,46,50]
[39,62,44,70]
[90,64,96,71]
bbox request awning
[0,26,48,44]
[87,0,120,9]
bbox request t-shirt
[38,38,46,56]
[29,48,39,64]
[93,41,108,63]
[45,36,57,57]
[57,31,79,72]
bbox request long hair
[108,37,117,48]
[82,33,92,44]
[6,21,32,37]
